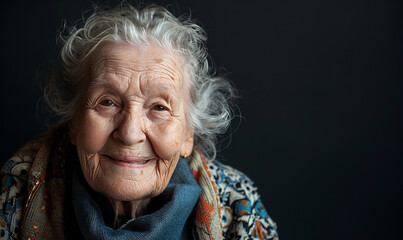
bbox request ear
[180,128,194,157]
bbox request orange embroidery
[194,147,223,238]
[253,220,267,240]
[196,197,215,240]
[33,224,48,238]
[191,169,201,183]
[238,199,251,216]
[20,171,46,238]
[241,199,249,206]
[24,224,48,240]
[196,149,223,232]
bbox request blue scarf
[72,157,202,240]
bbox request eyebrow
[87,78,115,94]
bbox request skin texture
[69,42,194,219]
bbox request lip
[103,154,153,168]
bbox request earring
[182,154,188,158]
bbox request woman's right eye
[95,98,120,117]
[100,99,115,107]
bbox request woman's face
[70,42,194,201]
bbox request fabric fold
[72,157,202,240]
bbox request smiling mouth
[104,155,151,165]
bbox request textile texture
[72,157,202,240]
[0,126,278,239]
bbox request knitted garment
[0,126,279,239]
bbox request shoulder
[206,160,279,240]
[0,136,45,239]
[1,136,45,190]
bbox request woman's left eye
[100,99,115,107]
[152,104,167,111]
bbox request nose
[113,110,146,145]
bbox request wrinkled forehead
[88,42,187,87]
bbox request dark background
[1,0,402,239]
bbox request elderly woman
[0,3,278,240]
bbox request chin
[98,179,156,201]
[82,154,177,202]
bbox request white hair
[45,2,236,160]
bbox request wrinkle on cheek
[78,151,100,186]
[154,156,178,193]
[155,159,168,178]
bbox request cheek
[155,156,180,187]
[76,112,114,153]
[147,120,185,160]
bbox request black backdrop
[1,0,402,239]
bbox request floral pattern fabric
[206,160,279,239]
[0,136,278,240]
[0,140,41,240]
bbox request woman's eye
[152,105,167,111]
[100,99,115,107]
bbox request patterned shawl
[18,126,223,239]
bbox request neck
[109,198,151,228]
[94,193,151,228]
[110,198,151,218]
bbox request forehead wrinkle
[89,73,177,99]
[157,61,179,82]
[90,60,140,96]
[89,70,133,95]
[87,78,114,94]
[104,53,181,82]
[93,61,180,89]
[90,47,185,97]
